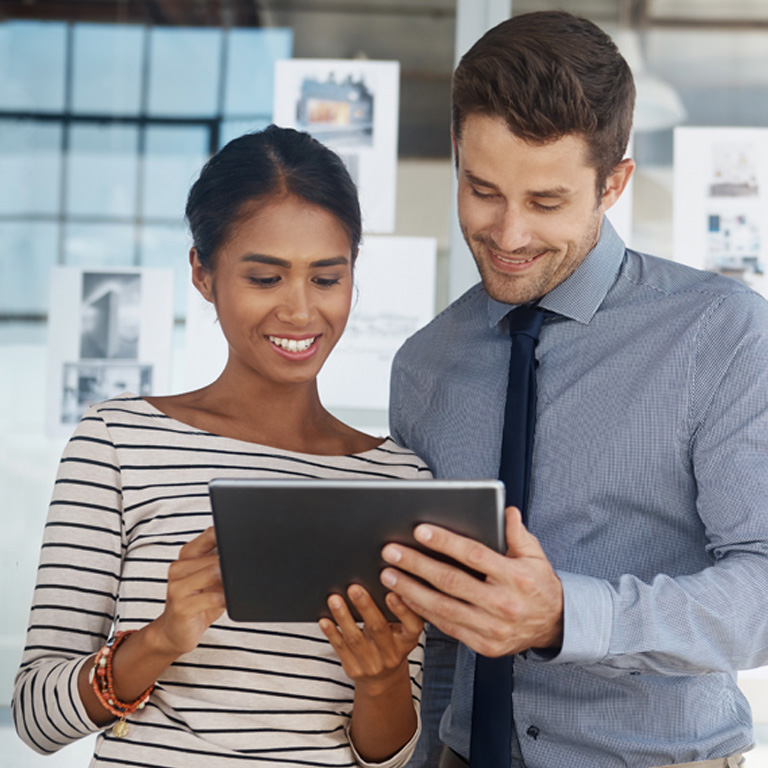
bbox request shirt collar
[486,216,626,328]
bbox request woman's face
[193,195,354,389]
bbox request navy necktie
[470,303,547,768]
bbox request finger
[168,557,222,595]
[413,523,504,577]
[327,593,365,642]
[347,585,396,659]
[318,617,363,677]
[381,542,488,606]
[385,592,424,639]
[504,506,547,560]
[178,527,218,560]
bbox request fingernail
[329,595,343,609]
[348,585,364,599]
[381,569,397,587]
[414,524,433,542]
[382,544,402,563]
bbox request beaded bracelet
[89,630,154,738]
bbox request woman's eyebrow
[240,254,350,268]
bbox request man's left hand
[380,506,564,657]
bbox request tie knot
[507,304,547,340]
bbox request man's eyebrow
[529,186,573,198]
[240,254,349,268]
[464,171,500,191]
[464,171,573,198]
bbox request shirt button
[526,725,540,740]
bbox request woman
[13,125,430,767]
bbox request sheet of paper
[674,127,768,297]
[273,59,400,234]
[46,266,174,437]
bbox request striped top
[13,394,431,768]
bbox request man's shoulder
[622,249,763,303]
[397,281,488,358]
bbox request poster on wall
[183,236,437,428]
[318,236,436,414]
[273,59,400,234]
[673,127,768,297]
[46,266,174,438]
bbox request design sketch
[706,212,763,282]
[709,143,759,197]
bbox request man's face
[456,114,616,305]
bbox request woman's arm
[76,527,227,727]
[320,586,423,764]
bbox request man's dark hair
[452,11,635,193]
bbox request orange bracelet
[89,630,154,738]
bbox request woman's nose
[274,284,312,325]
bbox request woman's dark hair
[452,11,636,195]
[186,125,362,269]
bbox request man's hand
[380,506,563,657]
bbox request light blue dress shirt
[390,219,768,767]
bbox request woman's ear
[190,248,215,304]
[601,158,635,212]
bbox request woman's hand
[320,586,423,761]
[151,526,227,657]
[319,585,424,689]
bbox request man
[384,11,768,768]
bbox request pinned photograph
[46,266,174,437]
[79,272,141,360]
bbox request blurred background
[1,0,767,764]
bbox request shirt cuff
[539,571,614,665]
[347,710,422,768]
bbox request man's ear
[190,248,214,304]
[601,158,635,211]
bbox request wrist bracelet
[89,630,155,738]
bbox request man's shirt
[390,219,768,767]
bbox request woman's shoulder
[353,437,433,477]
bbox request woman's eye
[314,276,342,287]
[248,275,280,286]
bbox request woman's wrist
[353,658,412,699]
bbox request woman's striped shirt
[13,394,432,768]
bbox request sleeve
[544,292,768,676]
[12,407,124,753]
[347,632,426,768]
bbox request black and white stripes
[14,394,431,767]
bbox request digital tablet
[209,478,506,623]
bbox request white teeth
[497,254,537,264]
[268,336,316,352]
